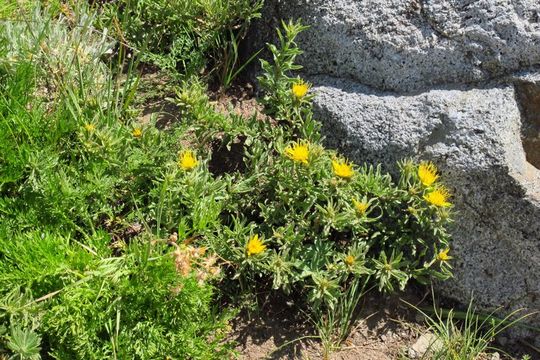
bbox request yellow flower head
[292,81,309,99]
[284,141,310,165]
[332,159,354,179]
[84,123,95,132]
[246,234,266,256]
[132,127,143,138]
[418,162,439,186]
[344,255,355,266]
[437,248,452,262]
[424,187,451,207]
[353,199,369,215]
[178,150,199,171]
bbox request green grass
[0,3,237,358]
[96,0,263,82]
[404,297,535,360]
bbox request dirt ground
[230,289,538,360]
[231,290,425,360]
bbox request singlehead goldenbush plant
[197,22,455,336]
[257,20,320,140]
[159,22,454,354]
[216,145,453,302]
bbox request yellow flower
[344,255,355,266]
[84,123,95,132]
[424,187,451,207]
[284,141,310,164]
[353,199,369,215]
[132,127,143,138]
[246,234,266,256]
[178,150,199,171]
[332,159,354,179]
[292,81,309,99]
[418,162,439,186]
[437,248,452,262]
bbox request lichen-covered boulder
[258,0,540,92]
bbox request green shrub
[0,9,234,357]
[0,231,233,360]
[43,244,232,360]
[195,21,454,312]
[160,21,454,315]
[103,0,263,80]
[1,3,114,95]
[0,5,162,233]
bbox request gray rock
[311,75,540,339]
[408,332,442,358]
[256,0,540,92]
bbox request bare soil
[231,291,424,360]
[209,84,270,122]
[230,289,538,360]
